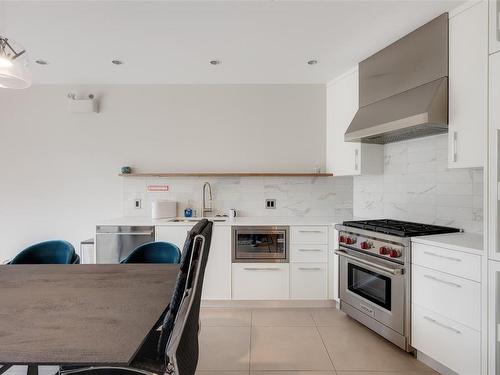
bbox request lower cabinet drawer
[290,244,328,263]
[412,304,480,375]
[412,264,480,330]
[231,263,289,300]
[291,226,328,244]
[290,262,327,299]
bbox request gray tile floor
[197,307,438,375]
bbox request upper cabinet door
[448,1,488,169]
[326,69,383,176]
[490,0,500,54]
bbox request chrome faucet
[201,182,213,218]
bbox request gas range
[334,219,461,352]
[337,219,461,265]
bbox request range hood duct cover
[345,13,449,144]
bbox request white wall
[0,84,326,259]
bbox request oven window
[347,263,391,310]
[234,231,286,260]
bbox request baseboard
[201,299,338,308]
[417,351,459,375]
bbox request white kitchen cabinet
[203,226,232,300]
[411,238,482,374]
[232,263,289,300]
[412,242,482,282]
[290,263,327,299]
[291,226,328,244]
[490,0,500,54]
[156,224,232,300]
[326,68,383,176]
[488,260,500,374]
[412,304,481,375]
[328,227,339,302]
[448,1,488,168]
[413,264,481,330]
[290,244,327,263]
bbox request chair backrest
[10,240,76,264]
[165,221,213,375]
[155,219,210,359]
[121,241,181,264]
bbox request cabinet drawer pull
[452,131,458,162]
[354,148,359,171]
[243,267,280,271]
[298,267,322,271]
[298,248,322,252]
[423,274,462,288]
[423,316,461,334]
[298,230,323,233]
[423,251,461,262]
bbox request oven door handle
[334,250,404,276]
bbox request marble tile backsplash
[353,134,484,233]
[123,175,354,219]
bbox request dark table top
[0,264,178,366]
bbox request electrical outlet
[134,199,142,209]
[265,199,276,209]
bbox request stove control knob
[389,249,401,258]
[345,237,356,245]
[339,235,346,243]
[379,246,389,255]
[360,241,370,250]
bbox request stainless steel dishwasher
[95,226,155,263]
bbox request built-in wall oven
[232,226,289,263]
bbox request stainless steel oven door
[336,248,405,334]
[232,226,289,263]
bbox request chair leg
[0,365,12,375]
[27,365,38,375]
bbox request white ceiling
[2,0,462,85]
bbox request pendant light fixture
[0,1,31,89]
[0,36,31,89]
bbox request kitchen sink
[168,218,227,223]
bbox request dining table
[0,264,179,374]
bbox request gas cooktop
[342,219,462,237]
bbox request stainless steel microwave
[232,226,289,263]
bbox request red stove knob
[345,237,353,244]
[379,246,389,255]
[339,235,346,243]
[360,241,369,250]
[389,249,401,258]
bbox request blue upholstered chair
[121,241,181,264]
[10,240,79,264]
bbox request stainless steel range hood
[345,13,449,144]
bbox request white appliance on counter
[152,200,177,219]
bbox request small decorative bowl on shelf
[121,166,132,174]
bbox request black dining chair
[59,219,213,375]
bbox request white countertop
[411,232,484,255]
[97,216,343,227]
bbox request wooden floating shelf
[119,172,334,177]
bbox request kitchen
[0,1,496,375]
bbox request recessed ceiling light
[307,59,318,65]
[209,60,221,65]
[35,59,48,65]
[112,60,124,65]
